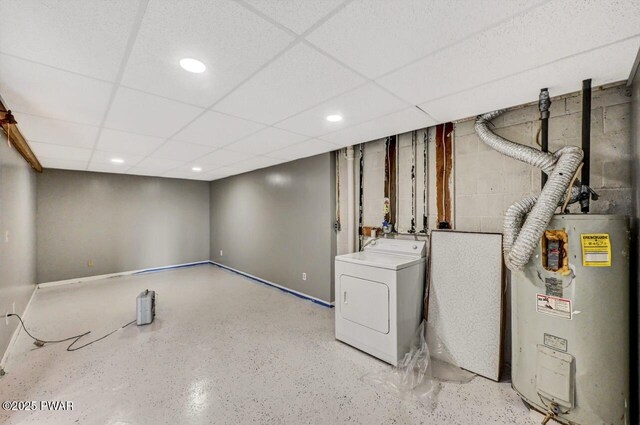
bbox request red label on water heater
[536,294,572,320]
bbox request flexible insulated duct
[475,111,583,270]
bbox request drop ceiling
[0,0,638,181]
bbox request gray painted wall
[36,170,210,283]
[631,65,640,424]
[0,132,37,358]
[210,153,336,303]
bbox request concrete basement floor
[1,265,534,425]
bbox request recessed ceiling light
[180,58,206,73]
[326,114,343,122]
[192,166,202,172]
[111,158,124,164]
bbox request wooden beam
[0,102,43,172]
[361,226,383,237]
[435,123,453,227]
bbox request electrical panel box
[542,229,569,274]
[546,240,561,271]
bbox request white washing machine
[334,238,426,366]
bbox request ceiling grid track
[0,0,638,180]
[421,32,640,111]
[140,0,356,177]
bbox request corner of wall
[329,151,337,303]
[0,130,37,361]
[629,58,640,425]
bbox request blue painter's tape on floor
[131,260,332,308]
[133,261,211,275]
[209,261,333,308]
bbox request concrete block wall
[336,83,633,257]
[454,83,633,233]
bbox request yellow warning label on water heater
[580,234,611,267]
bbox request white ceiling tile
[225,127,307,155]
[275,83,408,137]
[203,174,225,182]
[151,140,215,162]
[87,161,131,174]
[121,0,294,107]
[201,167,239,181]
[377,0,640,105]
[210,165,247,178]
[213,43,365,124]
[233,156,287,172]
[244,0,345,34]
[199,149,255,167]
[97,128,165,156]
[135,157,187,172]
[176,161,211,172]
[321,107,436,146]
[104,87,204,138]
[14,113,98,148]
[127,167,165,177]
[419,37,640,124]
[0,54,112,125]
[0,0,141,81]
[307,0,545,79]
[267,139,338,160]
[173,111,265,148]
[2,0,637,180]
[162,168,211,181]
[29,142,92,162]
[89,150,145,166]
[40,157,88,171]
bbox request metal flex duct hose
[475,111,583,270]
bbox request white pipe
[346,146,356,253]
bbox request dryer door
[339,275,389,334]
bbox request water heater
[511,214,630,424]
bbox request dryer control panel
[364,238,426,257]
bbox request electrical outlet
[87,259,94,268]
[220,250,223,256]
[302,272,307,281]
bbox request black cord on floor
[7,313,136,352]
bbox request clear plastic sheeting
[425,321,476,384]
[361,320,474,409]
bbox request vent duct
[475,110,583,270]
